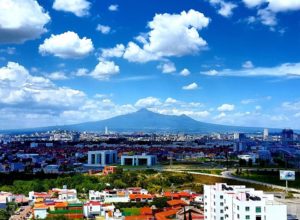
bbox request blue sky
[1,0,300,129]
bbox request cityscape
[1,0,300,220]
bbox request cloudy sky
[0,0,300,129]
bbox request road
[158,167,300,193]
[9,206,32,220]
[221,170,300,193]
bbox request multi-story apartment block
[204,183,287,220]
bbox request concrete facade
[204,183,287,220]
[120,154,157,166]
[87,150,117,167]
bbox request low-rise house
[89,189,130,203]
[29,192,52,202]
[127,187,148,195]
[129,194,153,203]
[103,166,117,175]
[51,188,78,202]
[83,201,116,219]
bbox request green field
[233,170,300,189]
[121,208,141,216]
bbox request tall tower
[263,128,269,141]
[105,126,108,135]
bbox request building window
[220,202,224,206]
[221,217,224,220]
[237,214,240,219]
[245,207,250,211]
[246,215,250,220]
[237,206,240,210]
[220,195,224,199]
[256,216,262,220]
[256,207,261,213]
[220,209,224,213]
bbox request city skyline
[1,0,300,129]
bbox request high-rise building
[105,126,109,135]
[204,183,287,220]
[281,129,294,145]
[263,128,269,141]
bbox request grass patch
[234,170,300,189]
[191,173,279,192]
[121,208,141,216]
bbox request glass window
[256,207,261,213]
[246,215,250,220]
[245,207,250,211]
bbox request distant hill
[1,108,283,134]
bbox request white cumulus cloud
[101,44,125,58]
[96,24,111,34]
[242,60,254,69]
[217,104,235,111]
[39,31,94,59]
[108,4,119,11]
[157,62,176,74]
[47,71,68,80]
[135,97,162,108]
[0,62,85,108]
[90,60,120,80]
[182,82,199,90]
[0,0,50,44]
[242,0,300,27]
[209,0,237,17]
[180,68,191,76]
[123,10,210,63]
[53,0,91,17]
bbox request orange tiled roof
[55,201,68,208]
[140,207,152,215]
[178,192,191,197]
[164,192,180,198]
[155,209,178,220]
[167,199,188,206]
[125,215,153,220]
[129,194,153,200]
[34,203,48,209]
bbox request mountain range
[2,108,283,134]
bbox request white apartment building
[89,190,129,203]
[204,183,287,220]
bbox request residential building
[103,166,117,175]
[89,189,129,203]
[204,183,287,220]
